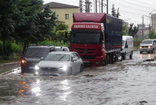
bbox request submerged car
[21,45,55,74]
[34,51,83,76]
[140,39,156,53]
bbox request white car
[54,46,69,51]
[140,39,156,53]
[34,51,83,76]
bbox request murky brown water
[0,51,156,105]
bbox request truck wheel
[122,53,126,60]
[103,58,107,66]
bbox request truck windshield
[71,31,102,44]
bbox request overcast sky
[43,0,156,26]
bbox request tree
[55,22,69,43]
[149,31,156,39]
[12,0,57,54]
[122,24,128,35]
[0,0,17,56]
[111,4,120,18]
[128,23,139,37]
[111,4,116,17]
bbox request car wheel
[21,68,25,74]
[122,53,126,60]
[140,51,142,54]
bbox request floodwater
[0,51,156,105]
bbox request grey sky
[43,0,156,26]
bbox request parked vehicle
[34,51,83,76]
[140,39,156,53]
[54,46,69,51]
[21,45,55,74]
[121,36,133,59]
[70,13,122,66]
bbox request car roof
[28,45,54,48]
[48,51,76,55]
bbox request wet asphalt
[0,51,156,105]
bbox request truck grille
[76,48,96,54]
[80,55,96,59]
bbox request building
[136,24,150,39]
[43,2,79,31]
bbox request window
[65,14,69,20]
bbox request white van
[140,39,156,53]
[121,36,133,59]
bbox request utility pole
[79,0,83,12]
[142,16,144,39]
[95,0,97,13]
[106,0,108,14]
[101,0,104,13]
[85,0,91,12]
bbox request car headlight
[148,46,151,48]
[35,65,40,70]
[60,65,68,71]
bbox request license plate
[83,61,90,63]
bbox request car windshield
[44,54,70,61]
[25,48,49,58]
[141,40,153,44]
[71,31,102,44]
[122,40,125,46]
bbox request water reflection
[139,54,151,60]
[18,81,30,96]
[59,79,72,101]
[18,78,41,97]
[31,78,41,96]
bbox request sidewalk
[0,61,20,74]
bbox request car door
[71,53,81,74]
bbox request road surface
[0,51,156,105]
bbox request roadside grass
[0,57,20,65]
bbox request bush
[0,41,22,57]
[39,40,70,48]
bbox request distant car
[54,46,69,51]
[21,45,55,74]
[140,39,156,53]
[34,51,83,76]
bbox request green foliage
[0,41,22,56]
[128,23,139,37]
[149,31,156,39]
[122,24,128,35]
[55,22,68,32]
[39,40,70,48]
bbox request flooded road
[0,51,156,105]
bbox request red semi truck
[70,13,122,66]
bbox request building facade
[43,2,79,31]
